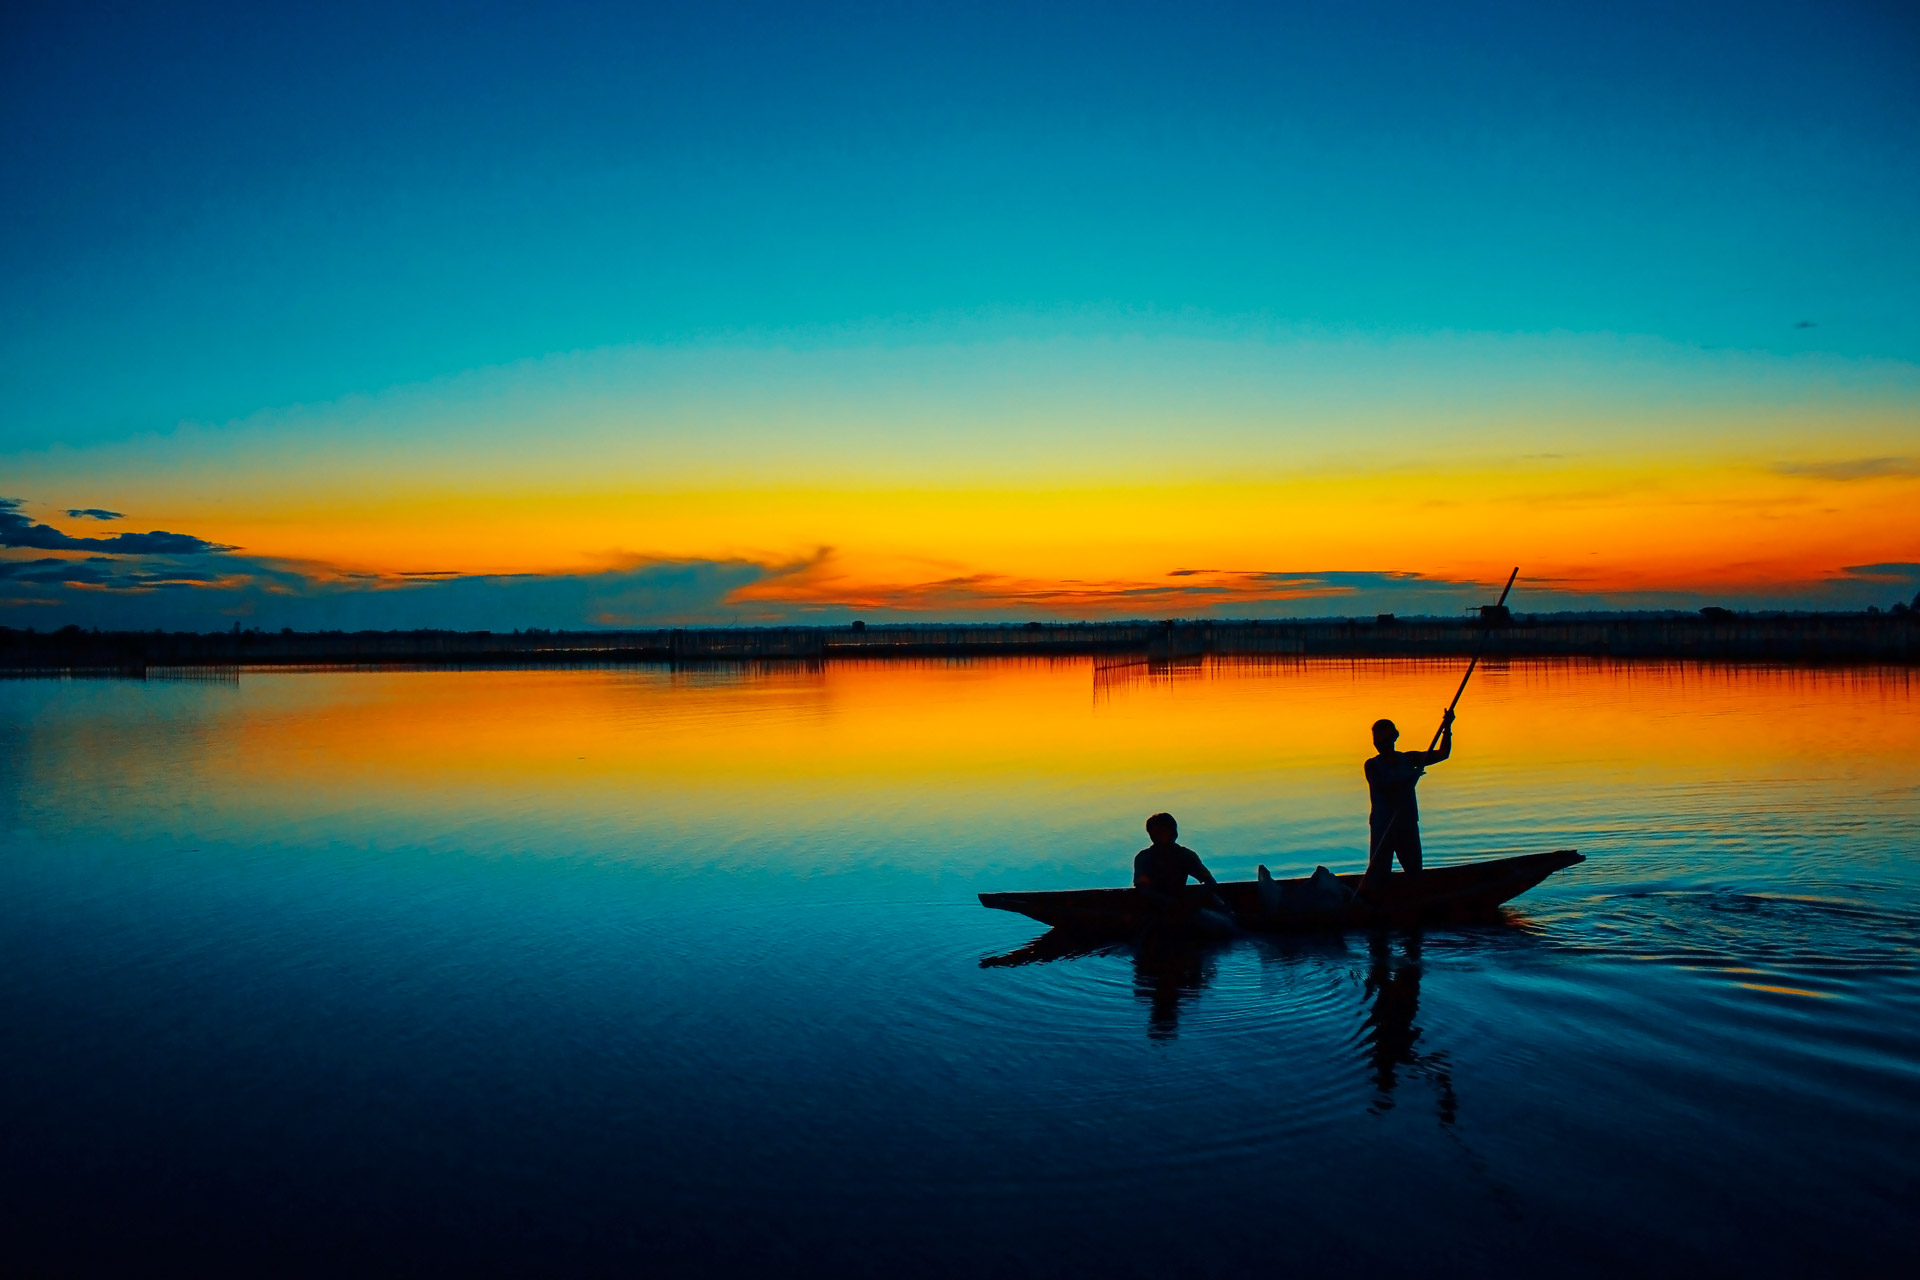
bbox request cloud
[728,554,1497,619]
[0,548,790,631]
[1836,562,1920,586]
[65,508,124,521]
[0,498,234,554]
[8,543,1472,630]
[0,554,229,590]
[726,559,1920,618]
[4,536,1916,633]
[1773,457,1920,482]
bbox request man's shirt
[1365,750,1433,827]
[1134,842,1207,897]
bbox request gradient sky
[4,0,1918,627]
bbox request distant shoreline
[4,612,1917,673]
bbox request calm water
[3,658,1917,1276]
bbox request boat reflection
[977,928,1119,969]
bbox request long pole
[1426,566,1519,752]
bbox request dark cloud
[4,539,1917,632]
[1,498,234,554]
[1773,457,1919,481]
[735,557,1511,620]
[0,557,76,581]
[0,550,780,631]
[0,556,222,589]
[1837,562,1920,585]
[66,508,124,521]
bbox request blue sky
[3,1,1917,627]
[6,0,1916,442]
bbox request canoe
[979,849,1584,935]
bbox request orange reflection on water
[183,659,1916,837]
[206,660,1904,782]
[12,658,1917,882]
[215,659,1913,769]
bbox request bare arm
[1186,848,1230,911]
[1417,711,1456,766]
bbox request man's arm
[1184,847,1231,911]
[1416,711,1456,766]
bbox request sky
[3,0,1918,629]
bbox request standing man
[1363,710,1454,899]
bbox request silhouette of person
[1133,813,1233,935]
[1360,931,1422,1109]
[1359,931,1456,1123]
[1362,711,1453,899]
[1132,938,1211,1041]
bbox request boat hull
[979,849,1583,935]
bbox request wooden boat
[979,849,1584,935]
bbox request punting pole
[1426,565,1520,752]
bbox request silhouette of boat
[979,849,1583,934]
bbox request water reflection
[977,928,1115,969]
[1132,937,1216,1041]
[4,659,1916,1276]
[1359,931,1457,1124]
[984,925,1469,1120]
[979,930,1225,1040]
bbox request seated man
[1133,812,1235,934]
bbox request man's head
[1371,718,1399,751]
[1145,812,1178,845]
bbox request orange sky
[5,330,1916,621]
[90,462,1920,605]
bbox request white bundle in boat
[1255,864,1351,915]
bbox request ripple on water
[1543,884,1920,991]
[951,922,1428,1151]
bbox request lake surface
[3,657,1917,1276]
